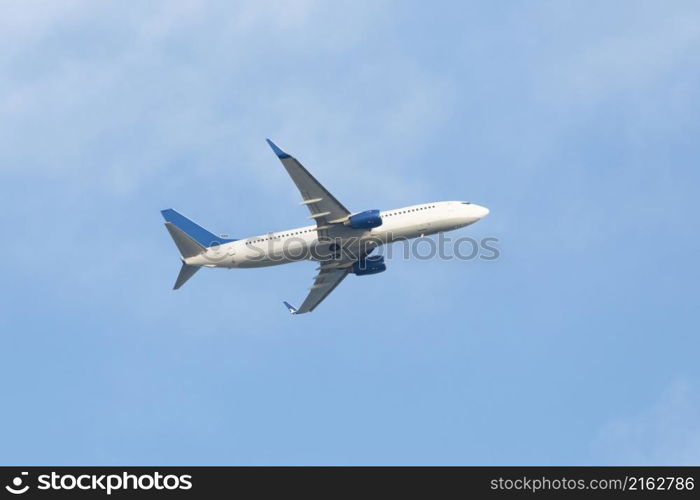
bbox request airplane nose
[473,204,490,219]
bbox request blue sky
[2,0,699,465]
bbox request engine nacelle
[352,255,386,276]
[345,209,382,230]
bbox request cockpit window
[462,202,471,205]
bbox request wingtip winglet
[283,301,298,314]
[266,138,291,159]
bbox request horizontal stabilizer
[174,262,200,290]
[164,223,205,258]
[161,208,236,247]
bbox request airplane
[161,139,489,314]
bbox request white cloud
[0,0,445,207]
[533,2,700,106]
[592,378,700,464]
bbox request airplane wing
[266,139,351,238]
[285,266,350,314]
[298,266,350,314]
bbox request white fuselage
[185,201,489,269]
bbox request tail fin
[161,209,236,290]
[173,263,200,290]
[163,223,203,290]
[161,209,236,247]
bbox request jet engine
[345,209,382,229]
[352,255,386,276]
